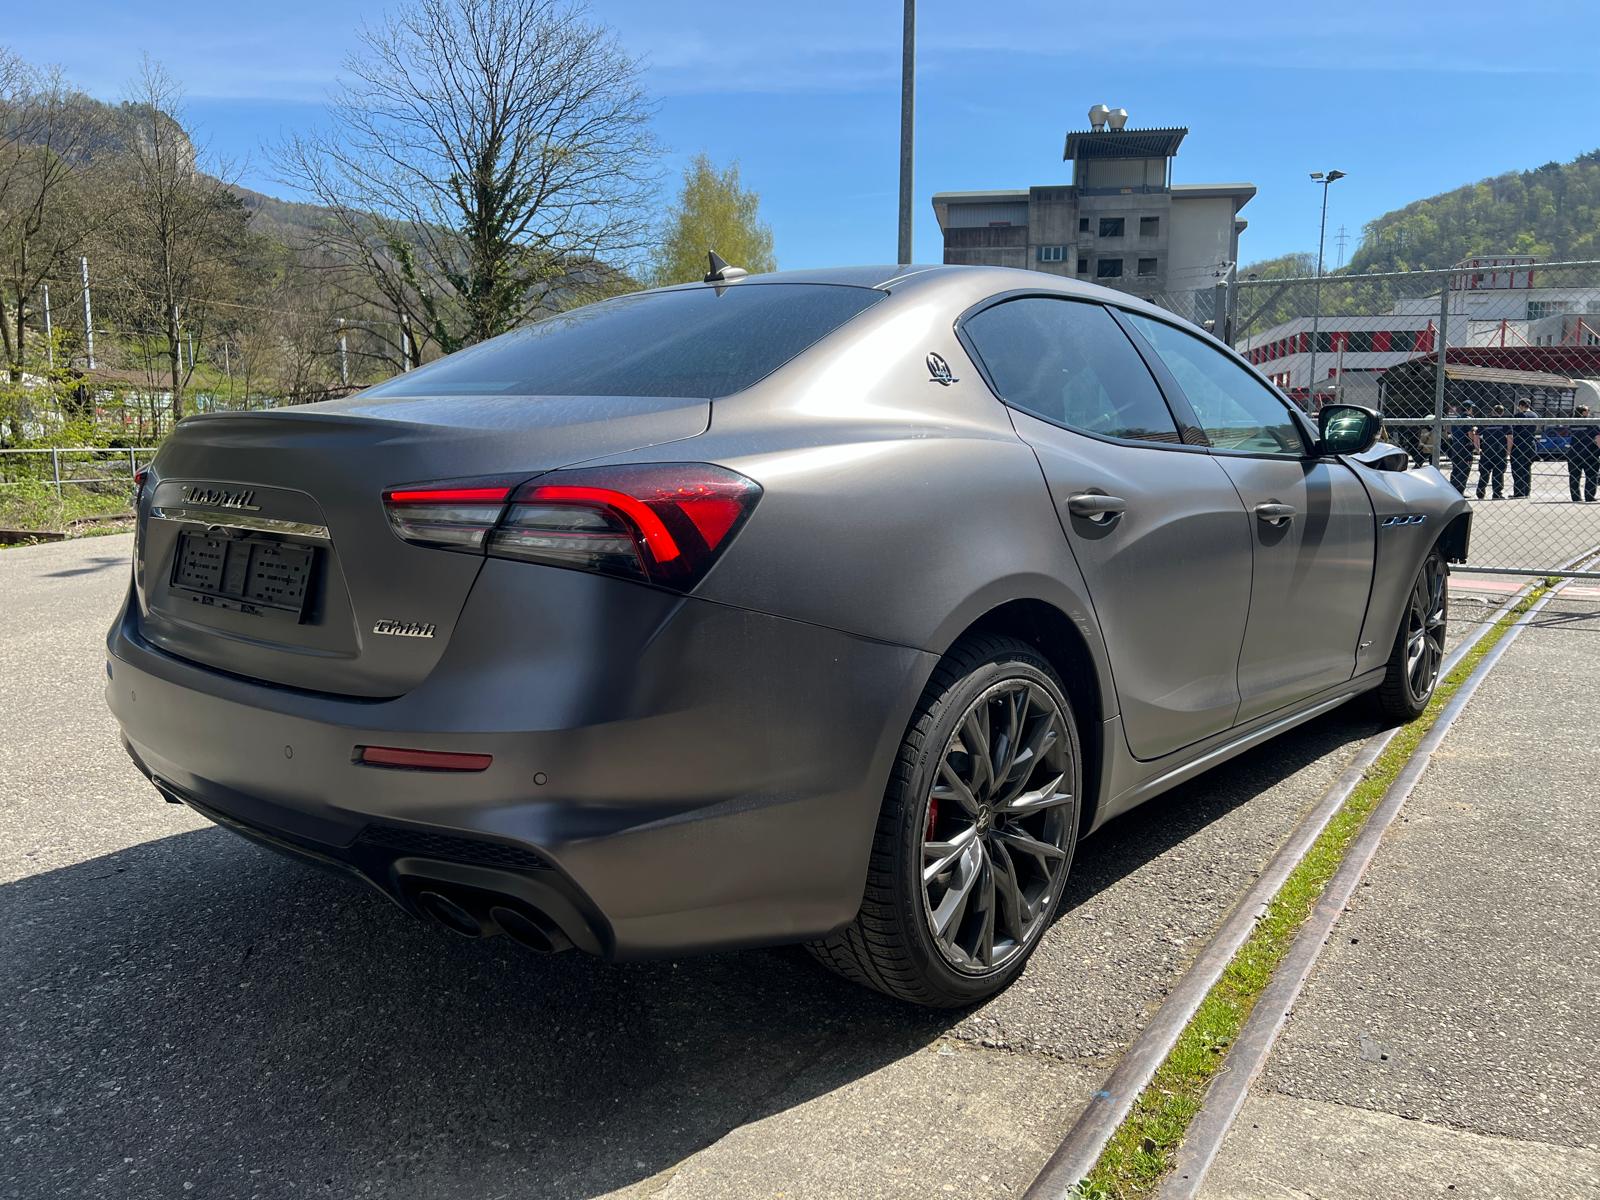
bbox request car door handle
[1066,493,1127,522]
[1255,502,1295,526]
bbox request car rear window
[363,284,885,400]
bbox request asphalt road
[1450,458,1600,569]
[0,535,1491,1199]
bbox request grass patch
[0,479,134,534]
[1075,588,1546,1199]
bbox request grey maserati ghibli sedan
[107,264,1469,1006]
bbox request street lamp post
[1305,169,1346,411]
[897,0,915,265]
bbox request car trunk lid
[134,392,708,697]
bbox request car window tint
[363,284,884,400]
[1123,312,1307,456]
[962,298,1181,443]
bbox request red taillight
[382,464,761,591]
[356,745,493,772]
[491,464,761,590]
[382,481,516,551]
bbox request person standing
[1568,405,1599,502]
[1509,397,1538,498]
[1445,402,1478,494]
[1476,404,1510,500]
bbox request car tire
[808,634,1082,1007]
[1375,545,1448,723]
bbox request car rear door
[960,295,1254,761]
[1121,311,1376,723]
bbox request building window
[1140,216,1159,238]
[1528,301,1571,320]
[1036,245,1067,263]
[1096,258,1123,279]
[1098,217,1125,238]
[1078,217,1090,233]
[1388,330,1417,353]
[1137,257,1157,277]
[1076,257,1090,274]
[1345,331,1374,353]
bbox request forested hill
[1345,150,1600,273]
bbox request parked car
[107,264,1471,1007]
[1536,428,1572,461]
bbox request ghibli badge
[372,619,437,639]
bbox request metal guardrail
[0,446,159,495]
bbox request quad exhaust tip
[411,887,573,954]
[414,889,485,937]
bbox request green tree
[276,0,660,358]
[651,154,775,286]
[106,59,256,425]
[1347,150,1600,273]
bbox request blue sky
[9,1,1600,270]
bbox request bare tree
[276,0,658,355]
[106,58,253,424]
[0,51,103,379]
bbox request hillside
[1243,150,1600,280]
[1347,150,1600,273]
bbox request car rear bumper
[106,560,935,959]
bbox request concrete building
[931,109,1255,325]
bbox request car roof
[659,263,1190,317]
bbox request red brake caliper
[925,796,940,842]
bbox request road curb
[1020,573,1551,1200]
[1153,580,1566,1200]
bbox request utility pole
[401,314,412,372]
[79,256,94,370]
[896,0,915,266]
[338,317,349,387]
[42,284,52,368]
[1305,170,1346,412]
[1334,224,1350,269]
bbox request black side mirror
[1318,404,1382,456]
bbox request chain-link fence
[1202,258,1600,578]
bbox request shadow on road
[2,707,1380,1200]
[41,555,128,579]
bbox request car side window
[962,297,1182,444]
[1123,312,1308,457]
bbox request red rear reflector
[357,745,493,772]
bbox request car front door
[1122,311,1377,723]
[960,295,1255,761]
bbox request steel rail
[1019,555,1588,1199]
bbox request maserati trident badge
[926,352,958,386]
